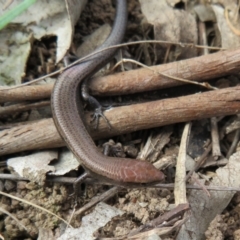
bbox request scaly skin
[51,0,165,184]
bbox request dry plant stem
[0,101,50,117]
[185,143,212,182]
[74,186,120,216]
[0,207,27,231]
[149,204,189,227]
[1,86,240,156]
[128,217,189,239]
[210,117,221,159]
[1,174,240,191]
[119,58,217,90]
[174,123,191,205]
[199,23,222,160]
[191,174,210,197]
[0,118,63,156]
[225,8,240,36]
[1,48,240,103]
[0,119,42,130]
[226,129,240,159]
[225,114,240,134]
[79,85,240,140]
[128,203,189,237]
[198,22,208,56]
[0,190,71,227]
[203,158,228,168]
[0,84,53,103]
[0,174,28,181]
[89,48,240,96]
[5,41,216,91]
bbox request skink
[51,0,165,184]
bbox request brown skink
[51,0,165,184]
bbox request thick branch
[0,86,240,156]
[0,84,53,103]
[0,48,240,103]
[90,48,240,96]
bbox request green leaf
[0,0,37,31]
